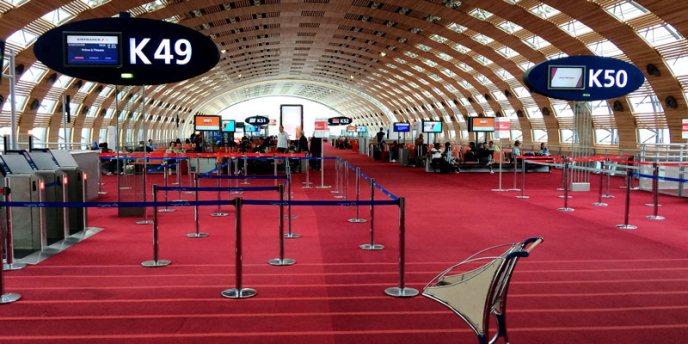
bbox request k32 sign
[33,13,219,85]
[523,56,645,101]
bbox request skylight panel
[403,51,418,58]
[518,61,534,71]
[468,8,493,21]
[429,34,448,44]
[411,65,425,73]
[423,59,437,68]
[473,55,492,66]
[437,52,453,61]
[79,0,110,8]
[447,23,467,33]
[496,46,518,58]
[605,0,648,22]
[394,58,407,64]
[442,68,456,77]
[529,4,560,19]
[559,20,593,37]
[472,34,493,45]
[6,29,38,49]
[41,8,74,26]
[587,40,623,57]
[497,21,522,34]
[54,75,73,88]
[416,44,431,52]
[638,23,683,47]
[19,65,47,83]
[523,35,551,49]
[452,44,469,53]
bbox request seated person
[477,142,494,167]
[428,143,444,172]
[539,142,549,156]
[463,142,478,162]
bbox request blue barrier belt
[43,181,61,188]
[198,161,230,176]
[198,175,288,180]
[634,172,688,184]
[242,200,398,206]
[156,186,280,192]
[0,199,398,208]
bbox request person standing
[276,125,289,153]
[376,127,385,150]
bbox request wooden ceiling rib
[1,0,688,146]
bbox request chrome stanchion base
[210,212,229,217]
[302,181,313,185]
[183,191,194,194]
[557,207,574,212]
[647,215,665,221]
[119,186,131,190]
[360,243,384,250]
[507,188,521,192]
[98,191,108,195]
[556,187,564,191]
[333,195,345,199]
[284,233,301,239]
[2,262,27,271]
[557,195,573,199]
[232,191,244,195]
[141,259,171,267]
[330,190,340,194]
[186,232,209,238]
[601,194,615,199]
[384,287,419,298]
[136,220,153,225]
[315,185,332,189]
[348,218,367,223]
[241,181,251,185]
[592,202,608,207]
[221,288,257,299]
[302,185,313,189]
[268,258,296,266]
[616,224,638,230]
[159,208,176,213]
[515,195,530,199]
[0,293,21,304]
[491,188,509,192]
[644,203,662,207]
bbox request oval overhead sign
[245,116,270,126]
[523,56,645,101]
[328,116,352,126]
[33,14,219,85]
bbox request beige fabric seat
[423,237,543,344]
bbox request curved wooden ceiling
[1,0,687,148]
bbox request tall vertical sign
[314,118,329,138]
[280,105,303,139]
[682,119,688,140]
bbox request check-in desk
[0,154,55,257]
[28,149,85,236]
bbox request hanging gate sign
[33,13,219,85]
[523,56,645,101]
[327,116,352,126]
[245,115,270,127]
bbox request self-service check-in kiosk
[0,154,54,258]
[26,149,85,237]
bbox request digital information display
[356,126,368,133]
[393,123,410,132]
[194,115,221,131]
[65,33,121,66]
[422,121,442,133]
[221,120,235,133]
[469,117,496,132]
[280,105,303,139]
[245,124,261,133]
[548,66,585,90]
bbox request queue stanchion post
[141,185,171,267]
[510,156,521,191]
[0,188,21,303]
[348,167,367,223]
[315,142,331,189]
[241,156,250,185]
[160,163,175,213]
[334,160,345,199]
[284,163,300,239]
[593,161,608,207]
[184,157,195,194]
[268,184,296,266]
[2,186,26,271]
[187,174,209,238]
[331,159,341,195]
[384,197,418,298]
[232,158,243,194]
[302,153,313,187]
[644,162,663,208]
[360,178,383,250]
[491,155,507,192]
[616,169,638,230]
[602,159,615,199]
[646,162,665,220]
[515,158,529,199]
[211,160,228,217]
[557,160,574,212]
[172,157,181,185]
[221,197,257,299]
[61,175,71,237]
[97,157,107,195]
[344,161,350,201]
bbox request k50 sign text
[523,56,645,101]
[34,13,219,85]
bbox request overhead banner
[495,117,511,139]
[524,56,645,101]
[33,13,219,85]
[245,115,269,127]
[328,116,352,126]
[314,118,329,138]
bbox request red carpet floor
[2,145,688,343]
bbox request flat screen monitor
[548,65,585,90]
[356,126,367,133]
[221,120,235,133]
[468,117,496,132]
[393,122,410,132]
[64,32,122,67]
[422,121,442,133]
[194,115,221,131]
[280,105,303,139]
[245,124,261,133]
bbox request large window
[638,128,670,144]
[595,129,619,145]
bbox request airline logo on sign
[496,118,510,131]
